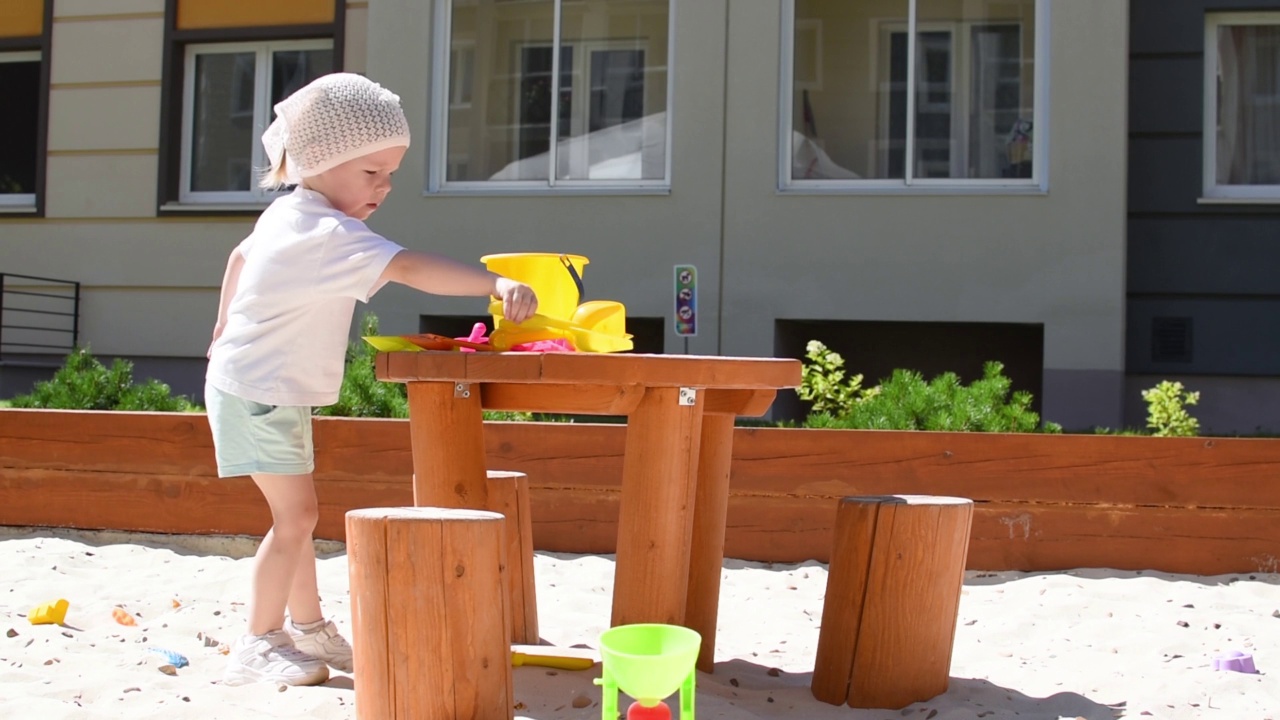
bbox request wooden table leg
[611,386,704,628]
[406,381,489,509]
[683,411,736,673]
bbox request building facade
[0,0,1170,432]
[1126,0,1280,434]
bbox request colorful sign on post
[674,264,697,337]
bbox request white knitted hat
[262,72,411,183]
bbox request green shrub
[797,340,869,417]
[315,313,533,421]
[1141,380,1200,437]
[8,347,196,412]
[798,342,1058,433]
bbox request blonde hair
[259,150,293,190]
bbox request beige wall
[2,0,1130,427]
[718,0,1128,427]
[3,0,243,365]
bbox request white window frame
[778,0,1049,194]
[179,39,332,205]
[0,50,41,209]
[1202,12,1280,203]
[428,0,676,195]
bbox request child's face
[306,145,407,221]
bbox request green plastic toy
[595,624,701,720]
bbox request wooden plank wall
[2,410,1279,574]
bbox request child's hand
[494,277,538,324]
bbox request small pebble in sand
[5,629,17,638]
[571,694,592,708]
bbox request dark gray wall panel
[1131,1,1203,54]
[1127,298,1280,374]
[1129,217,1280,294]
[1129,56,1203,135]
[1128,136,1204,213]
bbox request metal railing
[0,273,80,362]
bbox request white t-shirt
[206,187,403,406]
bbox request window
[782,0,1041,190]
[0,51,41,208]
[1204,14,1280,201]
[179,40,332,204]
[432,0,672,191]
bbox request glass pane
[916,0,1035,179]
[448,0,557,181]
[518,44,574,174]
[271,48,333,115]
[190,52,256,192]
[0,59,39,195]
[911,30,955,179]
[557,0,667,181]
[792,0,908,180]
[1216,24,1280,186]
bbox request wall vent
[1151,317,1193,363]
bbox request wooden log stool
[347,507,513,720]
[485,470,539,645]
[411,469,540,645]
[812,495,973,710]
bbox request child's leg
[287,530,323,625]
[248,472,319,636]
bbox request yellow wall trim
[53,13,164,24]
[0,0,43,38]
[177,0,334,30]
[52,80,162,90]
[47,149,158,157]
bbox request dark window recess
[1151,317,1193,363]
[0,60,40,195]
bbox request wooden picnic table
[376,350,801,672]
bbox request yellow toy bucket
[481,253,587,323]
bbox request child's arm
[378,249,538,323]
[208,247,245,358]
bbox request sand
[1,527,1277,719]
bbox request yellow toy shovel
[511,644,598,671]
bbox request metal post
[72,280,81,350]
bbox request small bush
[797,340,869,417]
[1141,380,1200,437]
[9,348,196,412]
[798,341,1058,433]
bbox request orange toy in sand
[111,607,137,626]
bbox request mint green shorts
[204,383,314,478]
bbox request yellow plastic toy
[28,598,69,625]
[480,253,588,323]
[488,301,633,353]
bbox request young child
[205,72,538,686]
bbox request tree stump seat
[812,495,974,710]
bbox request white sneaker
[287,619,355,674]
[222,630,329,686]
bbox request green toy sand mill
[594,624,701,720]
